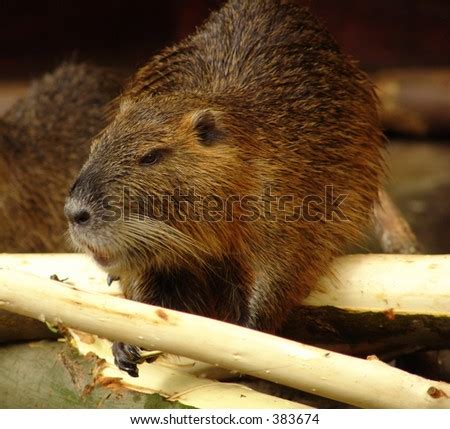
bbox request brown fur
[67,0,385,334]
[0,63,122,252]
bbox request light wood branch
[69,329,306,409]
[1,253,450,358]
[0,261,449,408]
[305,253,450,314]
[1,253,448,314]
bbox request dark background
[1,0,450,79]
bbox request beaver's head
[65,95,257,276]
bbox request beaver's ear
[189,109,223,145]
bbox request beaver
[65,0,385,377]
[0,63,122,252]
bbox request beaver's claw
[107,274,119,286]
[112,342,141,377]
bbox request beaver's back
[0,63,122,252]
[130,1,345,101]
[128,0,384,250]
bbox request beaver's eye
[139,148,167,166]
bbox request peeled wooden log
[68,329,306,409]
[2,253,448,313]
[1,253,449,359]
[0,263,449,408]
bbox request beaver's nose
[65,199,92,226]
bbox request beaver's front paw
[112,342,142,377]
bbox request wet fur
[69,0,385,334]
[0,63,122,251]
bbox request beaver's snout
[65,163,109,229]
[65,173,94,227]
[64,198,92,227]
[65,185,119,271]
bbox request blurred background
[0,0,449,253]
[1,0,450,77]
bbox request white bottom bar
[1,409,449,429]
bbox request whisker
[122,216,208,268]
